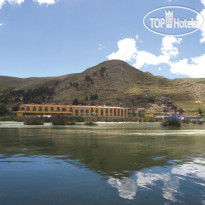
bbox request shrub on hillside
[51,116,82,125]
[161,119,181,127]
[24,117,44,125]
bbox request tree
[93,71,97,76]
[178,108,184,115]
[171,105,178,114]
[90,93,98,100]
[12,104,20,112]
[100,67,106,78]
[90,79,94,85]
[85,75,91,82]
[85,96,88,101]
[73,82,79,88]
[0,103,8,116]
[73,98,79,105]
[198,108,203,116]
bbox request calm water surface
[0,122,205,205]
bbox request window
[33,107,36,111]
[101,109,103,116]
[106,109,108,116]
[57,107,60,111]
[51,107,54,111]
[21,107,24,111]
[62,108,66,112]
[39,107,42,111]
[91,108,94,116]
[26,107,30,111]
[75,108,78,116]
[81,109,84,116]
[45,107,48,111]
[114,109,116,116]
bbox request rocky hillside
[1,60,205,111]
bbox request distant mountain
[1,60,205,112]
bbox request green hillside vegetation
[0,60,205,113]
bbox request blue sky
[0,0,204,78]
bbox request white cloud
[171,158,205,181]
[198,9,205,43]
[8,0,24,4]
[107,38,137,61]
[108,36,182,70]
[170,54,205,77]
[135,36,181,70]
[0,0,5,8]
[198,0,205,43]
[98,43,106,50]
[161,36,182,57]
[0,0,24,8]
[133,36,182,68]
[132,50,169,68]
[162,177,179,202]
[136,172,168,189]
[107,34,205,78]
[108,177,137,200]
[33,0,56,5]
[0,0,56,8]
[136,172,180,202]
[107,157,205,202]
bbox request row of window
[20,107,127,116]
[22,107,67,112]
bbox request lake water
[0,122,205,205]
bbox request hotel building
[17,104,128,117]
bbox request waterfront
[0,122,205,205]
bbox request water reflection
[0,122,205,204]
[108,157,205,203]
[108,177,137,200]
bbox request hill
[1,60,205,112]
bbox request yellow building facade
[17,104,128,117]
